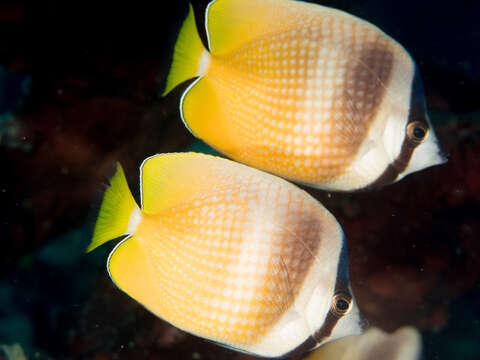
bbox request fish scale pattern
[135,168,336,346]
[207,11,399,185]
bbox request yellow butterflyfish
[87,152,367,357]
[163,0,446,191]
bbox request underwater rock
[0,343,27,360]
[1,96,193,270]
[0,66,30,115]
[304,326,422,360]
[0,66,31,151]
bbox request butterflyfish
[305,326,422,360]
[163,0,446,191]
[87,152,367,357]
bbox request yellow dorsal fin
[140,152,237,214]
[87,163,140,252]
[206,0,314,55]
[162,4,210,96]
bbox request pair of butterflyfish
[163,0,446,191]
[88,0,447,357]
[88,152,366,357]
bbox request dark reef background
[0,0,479,359]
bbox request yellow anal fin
[206,0,314,55]
[140,153,237,214]
[107,236,160,314]
[180,77,238,154]
[162,4,210,96]
[87,163,140,252]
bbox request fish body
[87,153,366,357]
[163,0,446,191]
[305,326,422,360]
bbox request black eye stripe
[365,66,428,189]
[281,242,352,358]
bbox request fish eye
[331,293,351,316]
[406,121,428,143]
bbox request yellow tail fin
[87,163,140,252]
[162,4,210,96]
